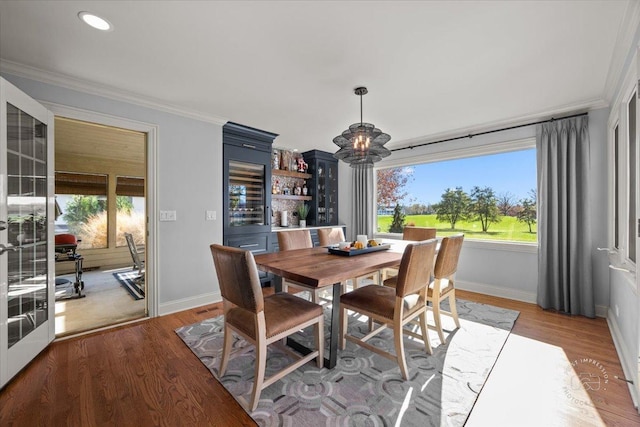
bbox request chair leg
[418,311,432,355]
[315,316,324,368]
[219,324,233,376]
[449,290,460,329]
[432,296,446,343]
[250,336,267,411]
[394,320,409,380]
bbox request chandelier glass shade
[332,87,391,167]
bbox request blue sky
[395,149,536,206]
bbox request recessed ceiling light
[78,11,113,31]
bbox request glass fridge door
[228,160,266,227]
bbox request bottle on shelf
[302,182,308,196]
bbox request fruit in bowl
[367,239,378,247]
[353,241,365,250]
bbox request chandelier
[332,87,391,167]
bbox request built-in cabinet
[302,150,338,226]
[222,122,277,284]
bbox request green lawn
[377,214,537,243]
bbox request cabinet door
[223,144,271,235]
[326,161,338,225]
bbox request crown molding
[0,59,228,126]
[603,0,640,103]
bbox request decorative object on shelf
[272,149,280,170]
[281,210,289,227]
[297,203,310,228]
[297,155,308,173]
[332,86,392,167]
[302,182,308,196]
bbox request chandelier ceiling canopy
[332,87,391,167]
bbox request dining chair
[382,226,437,280]
[427,234,464,343]
[317,227,380,290]
[276,229,320,302]
[402,226,437,241]
[339,239,438,380]
[210,244,324,411]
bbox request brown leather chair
[210,244,324,411]
[317,227,379,290]
[402,226,437,241]
[427,234,464,343]
[277,229,321,302]
[382,226,438,280]
[339,239,437,380]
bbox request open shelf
[272,169,311,179]
[272,194,312,201]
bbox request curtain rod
[390,112,588,153]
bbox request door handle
[0,243,18,255]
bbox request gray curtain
[352,164,374,238]
[536,115,594,317]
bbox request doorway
[53,117,147,336]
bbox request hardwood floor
[0,290,638,426]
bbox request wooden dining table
[254,242,408,368]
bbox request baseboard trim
[158,291,222,316]
[606,309,639,409]
[458,280,608,318]
[457,280,537,304]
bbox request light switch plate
[160,210,177,221]
[205,210,216,221]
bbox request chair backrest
[434,234,464,279]
[403,226,437,241]
[317,227,345,246]
[394,239,438,297]
[124,232,142,268]
[277,229,313,251]
[210,244,264,314]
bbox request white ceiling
[0,1,634,153]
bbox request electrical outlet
[615,305,620,317]
[206,210,216,221]
[160,210,177,221]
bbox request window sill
[374,233,538,254]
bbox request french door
[0,77,55,388]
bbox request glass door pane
[6,103,48,348]
[228,160,265,227]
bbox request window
[375,146,537,243]
[115,176,145,247]
[55,172,108,249]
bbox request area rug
[176,300,519,426]
[112,269,145,300]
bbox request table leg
[283,281,342,369]
[326,281,341,369]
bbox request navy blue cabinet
[302,150,338,226]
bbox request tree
[377,168,411,208]
[435,187,470,229]
[388,204,405,233]
[470,186,500,232]
[497,191,516,216]
[116,196,134,215]
[63,195,106,228]
[517,189,537,232]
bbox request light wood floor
[0,290,638,426]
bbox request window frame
[373,137,537,250]
[608,62,638,280]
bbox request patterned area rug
[112,269,145,300]
[175,299,519,426]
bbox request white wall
[1,72,225,315]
